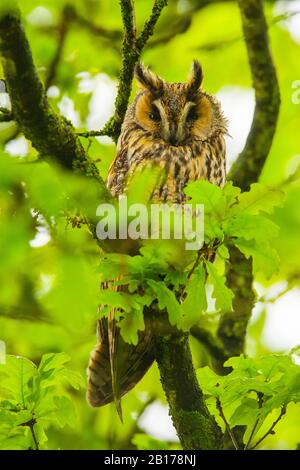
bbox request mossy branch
[229,0,280,189]
[218,246,256,357]
[45,5,73,89]
[150,317,223,450]
[0,9,111,204]
[218,0,280,357]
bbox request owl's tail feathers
[87,318,154,420]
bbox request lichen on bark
[152,330,223,450]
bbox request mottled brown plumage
[87,61,228,416]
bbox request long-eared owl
[87,61,228,416]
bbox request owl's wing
[88,137,155,419]
[205,135,227,187]
[106,136,129,196]
[87,316,154,413]
[105,141,134,420]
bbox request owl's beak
[167,123,178,146]
[168,135,177,146]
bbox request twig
[258,272,300,304]
[244,392,264,450]
[77,129,109,138]
[80,0,168,142]
[29,420,39,450]
[249,406,286,450]
[187,249,202,279]
[20,418,39,450]
[136,0,168,51]
[258,286,290,304]
[0,304,51,323]
[45,5,73,89]
[216,398,239,450]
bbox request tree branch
[136,0,167,51]
[148,312,223,450]
[218,0,280,357]
[45,5,73,89]
[216,398,239,450]
[0,9,111,204]
[217,246,256,357]
[143,295,226,449]
[229,0,280,190]
[20,417,39,450]
[80,0,168,142]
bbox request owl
[87,61,228,418]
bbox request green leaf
[0,353,82,449]
[147,279,182,327]
[0,356,37,407]
[198,354,300,448]
[98,290,142,312]
[235,238,280,279]
[222,181,241,206]
[36,395,77,428]
[184,180,225,214]
[38,353,70,376]
[224,214,279,242]
[181,265,207,330]
[217,244,230,260]
[165,269,188,289]
[38,353,84,390]
[118,308,145,345]
[197,366,221,397]
[230,183,284,216]
[229,398,259,427]
[206,261,234,312]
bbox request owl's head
[133,61,227,146]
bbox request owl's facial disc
[134,61,224,144]
[135,90,216,145]
[153,96,213,145]
[151,98,193,145]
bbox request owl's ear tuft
[187,60,203,96]
[135,63,163,95]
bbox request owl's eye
[187,108,198,121]
[149,108,161,122]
